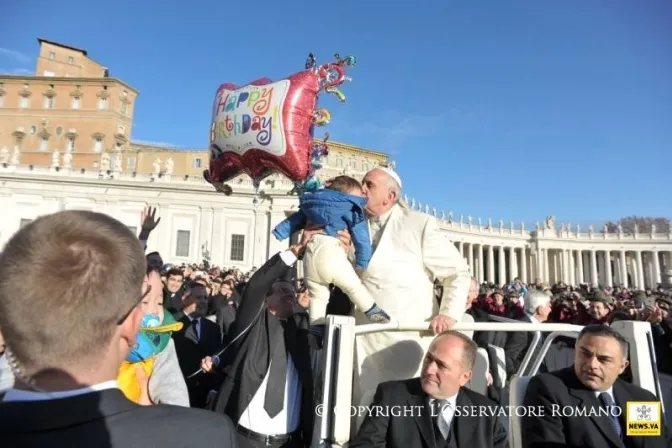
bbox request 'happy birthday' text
[212,86,278,148]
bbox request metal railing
[352,321,585,335]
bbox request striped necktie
[432,399,451,440]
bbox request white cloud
[0,48,31,63]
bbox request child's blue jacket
[272,189,372,270]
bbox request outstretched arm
[229,228,321,341]
[272,211,307,241]
[228,252,294,343]
[421,217,470,322]
[138,205,161,251]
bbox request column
[536,247,543,282]
[458,241,464,257]
[653,251,661,286]
[487,245,495,283]
[520,247,528,283]
[543,249,550,282]
[576,250,584,284]
[254,209,271,267]
[498,246,506,285]
[568,249,576,286]
[562,250,570,283]
[210,208,225,266]
[604,250,613,287]
[467,243,474,276]
[636,251,645,289]
[620,251,628,288]
[508,247,516,281]
[590,250,598,287]
[477,244,485,283]
[615,255,622,286]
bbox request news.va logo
[626,402,661,436]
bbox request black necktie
[264,340,287,417]
[599,392,622,438]
[192,318,200,341]
[186,319,200,344]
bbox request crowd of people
[0,166,671,448]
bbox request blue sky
[1,0,670,227]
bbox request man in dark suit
[0,210,236,447]
[172,281,222,408]
[350,330,508,448]
[215,279,239,344]
[522,324,671,448]
[202,229,319,447]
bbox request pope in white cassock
[338,167,471,423]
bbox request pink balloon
[206,70,320,186]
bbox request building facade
[0,39,137,172]
[123,139,389,180]
[1,163,669,289]
[0,39,389,179]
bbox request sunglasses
[116,284,152,325]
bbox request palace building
[0,38,137,169]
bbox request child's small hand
[135,365,152,406]
[365,303,391,323]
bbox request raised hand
[141,205,161,232]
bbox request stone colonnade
[452,241,670,289]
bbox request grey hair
[384,173,401,203]
[524,289,551,315]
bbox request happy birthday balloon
[204,53,356,193]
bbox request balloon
[314,108,331,125]
[207,71,320,186]
[204,53,356,195]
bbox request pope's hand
[336,229,352,253]
[429,315,456,334]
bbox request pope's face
[362,169,394,217]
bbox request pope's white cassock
[351,201,471,415]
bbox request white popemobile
[312,316,667,447]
